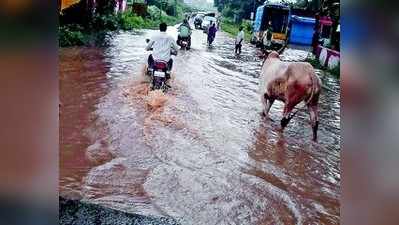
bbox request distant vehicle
[204,12,216,17]
[194,14,205,29]
[202,16,217,33]
[253,2,291,50]
[177,36,191,50]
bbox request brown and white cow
[259,51,322,141]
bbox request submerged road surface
[60,25,340,225]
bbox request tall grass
[220,19,252,42]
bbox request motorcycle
[146,39,176,92]
[177,36,191,50]
[194,19,202,29]
[148,60,170,92]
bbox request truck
[253,2,291,51]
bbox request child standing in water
[235,26,245,55]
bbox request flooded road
[60,25,340,225]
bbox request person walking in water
[312,13,321,54]
[262,21,273,54]
[235,26,245,55]
[207,22,217,46]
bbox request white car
[202,16,217,33]
[194,14,205,29]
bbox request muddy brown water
[60,26,340,225]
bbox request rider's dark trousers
[235,43,242,54]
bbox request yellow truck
[61,0,81,11]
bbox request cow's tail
[305,68,319,106]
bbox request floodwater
[60,25,340,225]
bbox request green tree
[96,0,117,15]
[214,0,264,22]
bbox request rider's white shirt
[236,30,245,44]
[146,31,179,62]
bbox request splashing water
[145,90,169,112]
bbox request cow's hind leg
[281,103,295,129]
[308,104,319,141]
[262,93,275,117]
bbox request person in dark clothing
[207,22,217,45]
[262,21,273,52]
[312,13,321,54]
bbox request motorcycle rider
[177,19,192,48]
[146,22,179,74]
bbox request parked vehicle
[204,12,216,17]
[289,15,316,46]
[194,14,204,29]
[177,36,191,50]
[253,2,291,51]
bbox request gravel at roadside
[60,197,181,225]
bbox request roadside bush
[242,20,253,33]
[328,62,340,77]
[305,55,340,78]
[146,6,181,26]
[96,0,116,16]
[118,12,162,30]
[306,55,322,68]
[59,25,87,47]
[220,18,251,42]
[221,20,238,35]
[92,14,120,31]
[119,12,145,30]
[221,7,235,19]
[147,5,168,19]
[59,3,185,47]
